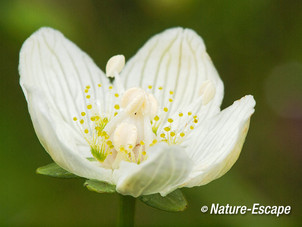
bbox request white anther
[106,55,125,78]
[121,87,158,116]
[121,88,144,108]
[199,80,216,105]
[113,122,137,151]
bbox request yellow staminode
[72,82,202,167]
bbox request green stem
[118,195,136,227]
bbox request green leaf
[84,179,116,193]
[36,163,78,178]
[139,189,188,212]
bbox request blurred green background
[1,0,301,226]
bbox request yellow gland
[164,127,170,132]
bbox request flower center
[72,55,216,169]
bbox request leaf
[36,163,78,178]
[84,179,116,193]
[139,189,188,212]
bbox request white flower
[19,27,255,197]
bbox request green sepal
[139,189,188,212]
[84,179,116,193]
[36,163,78,178]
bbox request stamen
[106,55,125,94]
[106,55,125,77]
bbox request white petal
[19,27,110,139]
[19,27,112,181]
[121,27,224,117]
[26,89,113,183]
[113,143,193,197]
[182,95,256,187]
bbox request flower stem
[118,195,136,227]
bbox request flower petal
[26,89,113,183]
[182,95,256,187]
[19,27,112,181]
[19,27,110,142]
[113,143,193,197]
[121,27,224,117]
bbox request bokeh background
[1,0,301,226]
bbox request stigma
[72,55,216,169]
